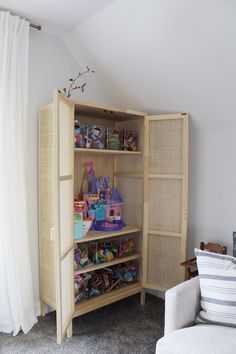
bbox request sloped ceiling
[62,0,236,257]
[63,0,236,130]
[0,0,116,36]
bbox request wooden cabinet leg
[67,321,72,338]
[40,300,46,317]
[140,289,146,306]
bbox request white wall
[28,30,84,312]
[28,0,236,309]
[64,0,236,257]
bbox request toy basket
[119,234,138,258]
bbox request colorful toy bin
[92,239,119,264]
[74,235,138,270]
[74,243,91,270]
[74,261,137,303]
[119,235,137,257]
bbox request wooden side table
[180,257,198,280]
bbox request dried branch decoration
[58,66,95,98]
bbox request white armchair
[156,277,236,354]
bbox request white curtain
[0,11,37,335]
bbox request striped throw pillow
[195,248,236,327]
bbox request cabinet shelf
[74,226,141,244]
[73,281,141,317]
[74,148,142,155]
[74,253,140,275]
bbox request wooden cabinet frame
[39,91,189,343]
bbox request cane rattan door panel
[143,114,188,291]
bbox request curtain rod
[0,8,42,30]
[29,22,41,31]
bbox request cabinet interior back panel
[147,234,181,288]
[74,114,114,128]
[116,177,143,227]
[149,119,183,175]
[149,179,182,233]
[74,154,114,197]
[116,155,143,174]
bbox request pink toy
[74,198,85,213]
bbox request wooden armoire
[39,90,188,343]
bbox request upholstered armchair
[156,276,236,354]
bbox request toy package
[74,121,87,148]
[123,130,138,151]
[93,239,119,264]
[74,243,91,269]
[119,235,137,257]
[107,127,124,150]
[87,125,106,149]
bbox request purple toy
[94,220,125,232]
[86,161,98,194]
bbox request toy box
[74,273,91,303]
[107,127,124,150]
[93,239,119,264]
[119,235,137,257]
[74,213,83,240]
[74,261,137,303]
[86,125,106,149]
[74,121,87,148]
[74,243,91,269]
[123,130,138,151]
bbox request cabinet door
[142,114,188,291]
[54,91,75,344]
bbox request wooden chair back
[200,242,227,255]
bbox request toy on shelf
[93,240,119,264]
[74,199,93,239]
[74,121,87,148]
[74,199,84,240]
[123,130,137,151]
[119,236,136,257]
[74,273,92,303]
[82,161,125,232]
[107,127,124,150]
[94,220,125,232]
[74,261,137,303]
[74,243,92,269]
[74,235,137,272]
[87,125,106,149]
[86,161,98,194]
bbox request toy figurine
[87,125,106,149]
[86,161,98,194]
[82,162,125,231]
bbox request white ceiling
[0,0,116,36]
